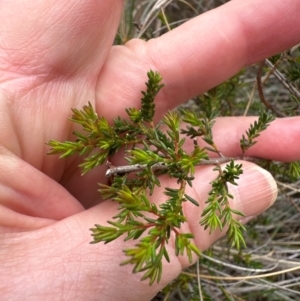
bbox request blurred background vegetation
[116,1,300,300]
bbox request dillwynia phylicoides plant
[47,70,277,285]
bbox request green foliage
[47,70,275,285]
[286,59,300,82]
[48,102,123,174]
[127,70,164,124]
[264,159,300,183]
[288,161,300,180]
[200,161,246,249]
[240,111,275,154]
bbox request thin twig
[137,0,173,38]
[181,265,300,281]
[257,61,286,117]
[105,156,256,177]
[160,8,171,31]
[201,253,279,273]
[265,59,300,100]
[243,81,256,116]
[196,260,204,301]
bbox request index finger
[149,0,300,106]
[97,0,300,119]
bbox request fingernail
[229,164,278,217]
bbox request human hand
[0,0,300,300]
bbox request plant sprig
[47,70,275,285]
[240,111,275,155]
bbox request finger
[0,149,84,231]
[149,0,300,108]
[2,158,277,300]
[173,116,300,162]
[208,116,300,161]
[97,0,300,119]
[2,205,182,301]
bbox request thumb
[228,163,278,221]
[3,162,277,301]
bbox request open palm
[1,1,300,300]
